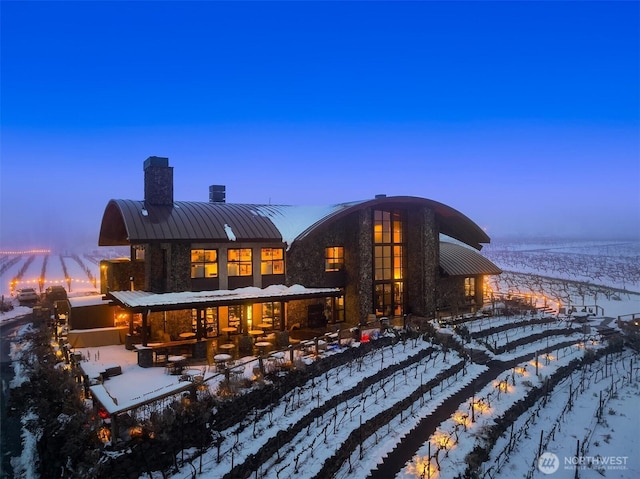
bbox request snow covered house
[97,157,500,357]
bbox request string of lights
[0,249,50,255]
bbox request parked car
[45,285,68,303]
[17,288,39,305]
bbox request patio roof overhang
[106,284,342,313]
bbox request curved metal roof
[99,200,283,245]
[439,242,502,276]
[292,196,490,250]
[99,196,490,250]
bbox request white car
[17,288,38,304]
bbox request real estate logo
[538,452,560,474]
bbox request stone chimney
[144,156,173,206]
[209,184,226,203]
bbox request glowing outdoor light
[529,359,542,369]
[453,411,470,427]
[431,431,453,449]
[97,426,111,443]
[493,380,512,393]
[472,399,490,414]
[514,366,528,376]
[407,456,438,479]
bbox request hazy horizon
[2,1,638,251]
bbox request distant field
[2,239,639,317]
[483,238,640,318]
[0,247,126,298]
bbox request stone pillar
[136,346,153,368]
[192,340,207,359]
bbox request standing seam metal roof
[439,242,503,276]
[98,197,491,250]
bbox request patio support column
[141,310,149,346]
[283,301,289,329]
[280,301,285,331]
[111,414,119,443]
[196,308,204,340]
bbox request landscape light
[452,411,470,427]
[97,426,111,443]
[407,456,438,479]
[472,399,489,414]
[493,380,511,393]
[431,431,453,449]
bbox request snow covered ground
[3,238,640,479]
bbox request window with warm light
[374,210,405,317]
[327,295,345,323]
[191,307,218,336]
[261,302,281,329]
[191,249,218,278]
[261,248,285,275]
[227,305,242,331]
[465,277,476,300]
[133,245,145,261]
[228,248,252,276]
[325,246,344,272]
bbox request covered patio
[106,284,342,367]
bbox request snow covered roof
[69,294,112,308]
[107,284,342,312]
[99,196,490,250]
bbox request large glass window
[261,248,285,275]
[261,302,281,330]
[373,210,405,317]
[191,249,218,278]
[327,295,345,323]
[191,307,218,336]
[228,305,242,331]
[325,246,344,272]
[228,248,252,276]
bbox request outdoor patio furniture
[213,353,232,371]
[221,327,237,340]
[249,330,264,340]
[255,341,272,355]
[167,355,186,375]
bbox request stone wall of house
[437,276,466,316]
[405,205,438,317]
[144,242,190,293]
[286,298,328,329]
[100,259,145,293]
[167,243,191,292]
[286,209,372,326]
[350,208,373,324]
[145,243,165,292]
[286,228,345,288]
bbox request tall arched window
[373,209,405,317]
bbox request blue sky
[1,1,638,250]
